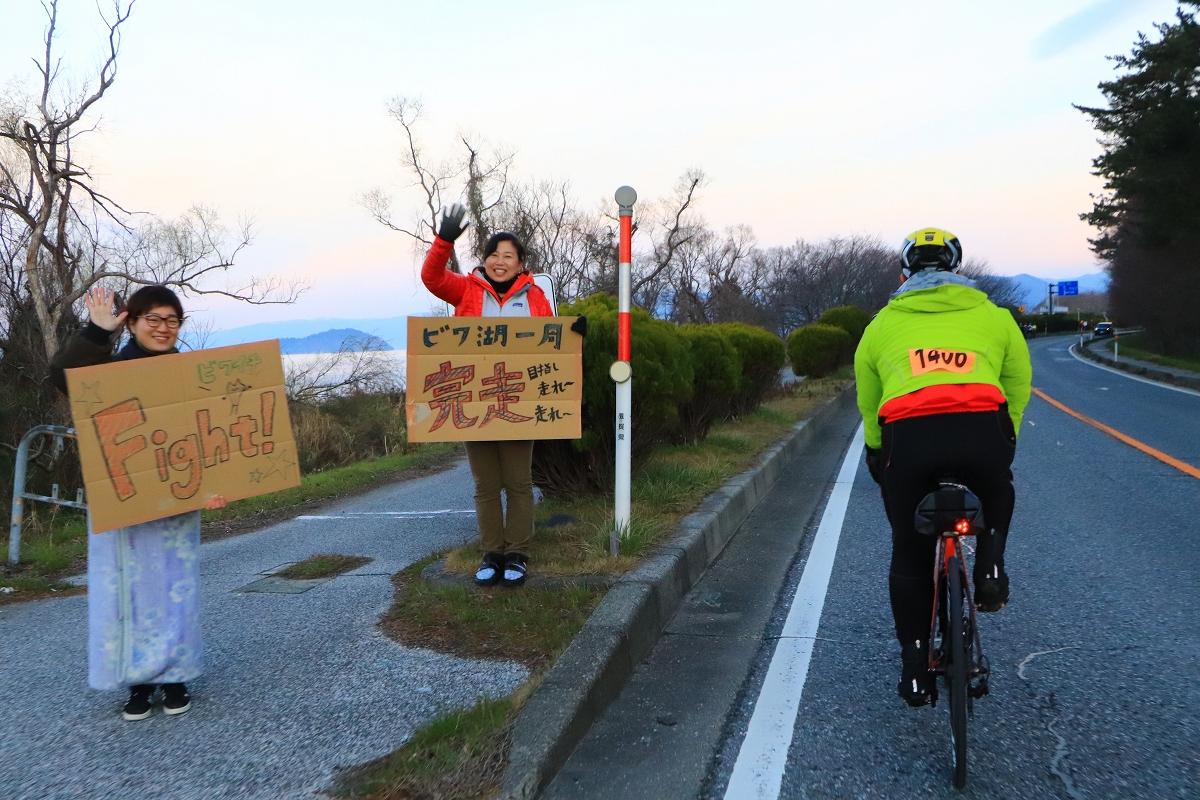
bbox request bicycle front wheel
[946,555,969,789]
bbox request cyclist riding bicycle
[854,228,1032,707]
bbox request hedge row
[531,294,785,497]
[787,305,871,378]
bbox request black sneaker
[161,683,191,716]
[975,563,1009,612]
[474,552,504,587]
[898,640,937,707]
[122,684,155,721]
[502,552,528,588]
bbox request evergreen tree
[1076,2,1200,355]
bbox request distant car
[1093,322,1114,338]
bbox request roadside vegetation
[1102,332,1200,374]
[333,369,852,800]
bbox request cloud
[1032,0,1155,60]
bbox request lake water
[282,350,408,390]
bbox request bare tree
[667,224,762,324]
[763,235,897,334]
[491,180,619,305]
[960,257,1025,310]
[363,97,513,274]
[0,0,299,365]
[177,315,215,351]
[631,169,707,312]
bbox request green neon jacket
[854,282,1032,449]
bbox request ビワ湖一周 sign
[405,317,583,442]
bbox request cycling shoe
[974,564,1009,612]
[898,639,938,707]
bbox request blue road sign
[1058,280,1079,296]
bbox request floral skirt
[87,511,203,691]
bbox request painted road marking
[296,510,476,520]
[1068,344,1200,398]
[1032,388,1200,480]
[723,423,864,800]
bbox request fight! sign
[65,341,300,533]
[406,317,583,442]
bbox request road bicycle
[914,480,991,790]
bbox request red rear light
[955,519,971,534]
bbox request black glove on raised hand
[570,315,588,337]
[865,446,883,484]
[437,203,469,242]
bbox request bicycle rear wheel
[946,555,969,789]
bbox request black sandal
[502,552,528,587]
[474,552,504,586]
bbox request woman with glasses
[50,285,225,721]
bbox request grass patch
[381,556,604,672]
[1105,333,1200,373]
[275,553,372,580]
[0,507,88,605]
[442,370,853,580]
[0,443,459,606]
[331,692,525,800]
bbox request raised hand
[437,203,469,242]
[84,286,127,332]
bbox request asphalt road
[553,335,1200,799]
[0,459,528,800]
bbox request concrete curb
[499,385,859,800]
[1076,339,1200,392]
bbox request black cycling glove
[437,203,469,242]
[865,446,883,484]
[570,315,588,337]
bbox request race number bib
[909,348,975,375]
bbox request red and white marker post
[610,185,637,556]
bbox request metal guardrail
[7,425,86,566]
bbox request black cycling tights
[878,409,1016,644]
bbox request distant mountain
[1010,272,1109,309]
[278,328,383,355]
[208,315,409,351]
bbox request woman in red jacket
[421,205,552,586]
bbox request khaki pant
[464,440,534,555]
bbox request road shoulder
[504,386,861,800]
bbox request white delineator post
[610,185,637,556]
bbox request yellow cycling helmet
[901,228,962,273]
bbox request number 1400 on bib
[909,348,976,375]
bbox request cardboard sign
[406,317,583,442]
[65,341,300,533]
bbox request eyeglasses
[139,314,185,329]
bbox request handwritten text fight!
[93,390,279,501]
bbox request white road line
[1068,344,1200,398]
[296,510,476,520]
[723,423,864,800]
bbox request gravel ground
[0,458,530,800]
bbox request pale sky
[0,0,1182,330]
